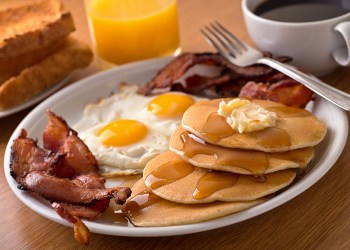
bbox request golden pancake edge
[182,99,327,152]
[142,151,296,204]
[122,178,267,227]
[169,126,314,175]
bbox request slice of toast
[0,39,66,84]
[0,36,93,110]
[0,0,75,59]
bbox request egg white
[74,84,204,176]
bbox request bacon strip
[267,80,314,107]
[52,203,91,245]
[239,79,314,108]
[73,217,90,246]
[138,52,281,96]
[184,71,236,92]
[53,202,103,221]
[10,129,60,181]
[43,111,99,178]
[72,174,106,189]
[238,81,269,100]
[21,171,131,204]
[137,52,310,106]
[10,111,132,245]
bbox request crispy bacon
[239,79,314,108]
[139,52,313,107]
[42,111,70,152]
[55,134,99,178]
[10,129,61,181]
[266,80,314,107]
[211,78,250,97]
[168,72,239,98]
[53,202,102,221]
[52,203,90,245]
[238,81,269,100]
[21,171,130,204]
[72,174,106,189]
[43,111,99,178]
[184,68,239,93]
[138,52,284,96]
[10,111,132,245]
[266,72,290,84]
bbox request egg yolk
[97,120,148,146]
[147,93,194,118]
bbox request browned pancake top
[143,151,296,204]
[182,99,327,152]
[170,126,314,175]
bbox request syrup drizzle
[267,106,311,118]
[195,102,313,148]
[253,127,290,148]
[124,191,160,220]
[198,111,292,148]
[144,160,194,189]
[113,209,130,225]
[145,154,243,200]
[201,112,234,142]
[193,171,238,199]
[180,131,269,175]
[122,103,312,221]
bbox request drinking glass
[84,0,181,68]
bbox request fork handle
[257,57,350,111]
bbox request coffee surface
[254,0,349,22]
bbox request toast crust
[0,0,75,58]
[0,39,66,83]
[0,37,93,110]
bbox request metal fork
[201,21,350,111]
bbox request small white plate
[4,57,348,237]
[0,76,70,118]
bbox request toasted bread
[0,37,93,110]
[0,39,66,84]
[0,0,76,84]
[0,0,75,59]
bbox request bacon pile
[139,52,314,108]
[10,111,131,245]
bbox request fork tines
[200,21,247,58]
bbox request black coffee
[254,0,349,22]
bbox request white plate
[4,57,349,237]
[0,76,70,118]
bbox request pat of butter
[218,99,277,133]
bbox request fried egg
[74,84,204,177]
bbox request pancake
[182,99,327,152]
[123,178,267,227]
[169,126,314,176]
[143,151,296,204]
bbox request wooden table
[1,0,349,249]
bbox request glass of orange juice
[84,0,180,67]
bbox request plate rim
[4,57,349,237]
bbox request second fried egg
[74,84,204,177]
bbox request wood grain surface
[0,0,349,249]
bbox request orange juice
[85,0,180,65]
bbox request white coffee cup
[242,0,350,75]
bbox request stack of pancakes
[123,98,327,227]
